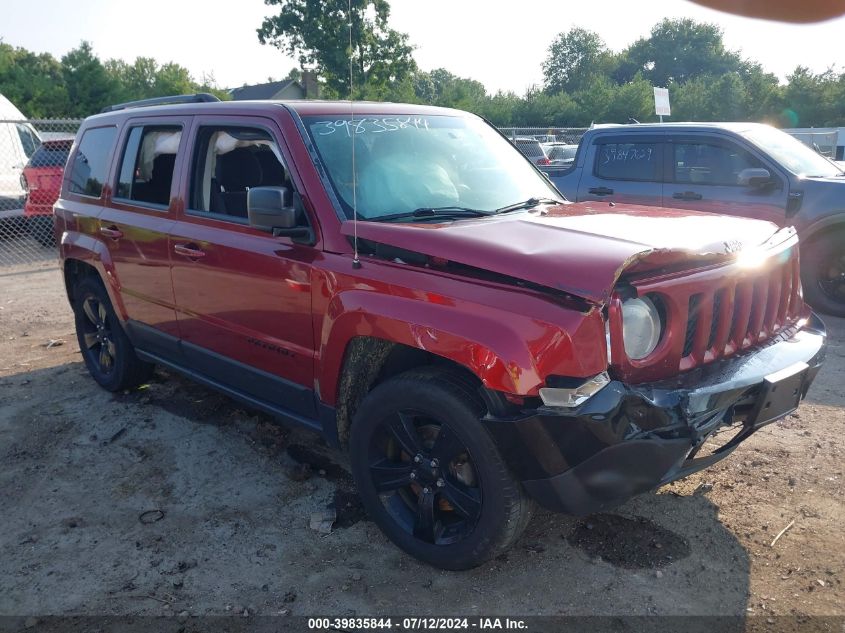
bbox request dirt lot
[1,267,843,622]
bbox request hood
[341,202,789,304]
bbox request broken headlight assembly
[539,372,610,408]
[621,295,662,360]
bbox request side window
[673,142,764,186]
[189,125,291,222]
[16,123,41,159]
[69,126,117,198]
[116,125,182,206]
[595,142,659,181]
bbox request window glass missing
[116,125,182,206]
[189,126,289,221]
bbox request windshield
[303,114,560,220]
[741,125,842,178]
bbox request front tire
[801,229,845,318]
[72,276,154,391]
[349,367,532,570]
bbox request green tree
[257,0,416,98]
[782,67,845,127]
[622,18,742,86]
[603,75,655,123]
[413,68,487,110]
[0,42,68,117]
[61,42,119,117]
[542,28,615,95]
[478,91,522,126]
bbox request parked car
[56,95,826,570]
[542,122,845,316]
[542,142,578,166]
[22,138,74,246]
[512,136,551,165]
[0,93,41,221]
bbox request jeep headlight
[621,296,661,360]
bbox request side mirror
[738,168,772,187]
[247,186,312,241]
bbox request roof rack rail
[100,93,220,114]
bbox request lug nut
[430,459,439,468]
[436,479,445,488]
[414,455,422,463]
[409,472,416,480]
[423,487,430,494]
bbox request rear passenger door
[168,116,318,420]
[577,136,664,207]
[99,117,188,349]
[663,136,788,225]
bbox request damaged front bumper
[483,313,827,515]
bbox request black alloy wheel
[349,367,532,570]
[79,295,117,376]
[72,276,154,391]
[367,409,482,545]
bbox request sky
[2,0,844,94]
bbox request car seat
[214,148,263,218]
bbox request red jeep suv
[55,94,826,570]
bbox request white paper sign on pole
[654,87,671,117]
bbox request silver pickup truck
[544,122,845,317]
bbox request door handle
[99,225,123,239]
[673,191,703,201]
[174,243,206,259]
[588,187,614,196]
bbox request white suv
[0,93,42,219]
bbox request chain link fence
[784,128,842,159]
[498,127,587,145]
[0,119,81,272]
[499,127,587,169]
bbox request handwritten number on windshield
[314,117,431,137]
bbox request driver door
[663,136,788,226]
[169,116,319,420]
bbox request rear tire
[72,276,154,391]
[801,229,845,318]
[349,367,532,570]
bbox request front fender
[799,211,845,243]
[317,288,606,405]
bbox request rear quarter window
[69,126,117,198]
[595,142,659,181]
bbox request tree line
[258,0,845,129]
[0,41,228,118]
[3,7,845,129]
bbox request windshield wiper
[372,206,494,223]
[493,197,563,214]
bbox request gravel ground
[0,267,842,621]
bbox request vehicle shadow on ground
[0,360,751,618]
